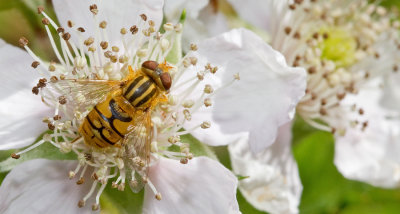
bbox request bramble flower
[0,0,307,213]
[0,0,241,213]
[227,0,400,212]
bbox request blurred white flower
[226,0,400,212]
[0,0,307,213]
[164,0,229,52]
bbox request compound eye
[160,72,172,90]
[142,60,158,71]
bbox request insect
[55,60,172,191]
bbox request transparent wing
[51,79,123,112]
[123,110,152,193]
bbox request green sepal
[236,174,250,181]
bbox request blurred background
[1,0,400,213]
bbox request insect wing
[51,79,123,112]
[123,111,152,193]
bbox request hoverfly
[55,60,172,192]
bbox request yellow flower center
[319,28,357,68]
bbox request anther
[59,96,67,105]
[120,28,127,35]
[182,100,194,108]
[11,153,20,159]
[130,25,138,34]
[89,4,98,15]
[31,61,40,69]
[190,44,198,51]
[76,177,85,185]
[289,4,296,10]
[118,183,125,191]
[197,72,204,80]
[77,27,85,32]
[67,20,74,28]
[48,123,55,130]
[359,108,364,115]
[56,27,65,34]
[204,98,212,107]
[319,108,327,116]
[78,200,85,208]
[50,76,58,83]
[53,115,61,120]
[183,109,192,121]
[112,46,119,52]
[155,193,162,201]
[284,27,292,35]
[204,85,214,94]
[180,158,188,164]
[140,14,147,21]
[394,65,399,72]
[92,204,99,211]
[308,66,317,74]
[48,64,56,72]
[99,21,107,29]
[201,121,211,129]
[92,173,99,181]
[41,18,50,25]
[37,6,44,14]
[69,171,75,179]
[104,51,113,58]
[100,41,108,50]
[18,37,28,47]
[84,37,94,46]
[149,20,155,26]
[164,23,174,31]
[234,73,240,80]
[62,32,71,41]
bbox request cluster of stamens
[272,0,400,134]
[12,5,239,211]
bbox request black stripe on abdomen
[128,80,153,103]
[94,105,125,138]
[86,115,116,145]
[135,88,157,107]
[124,76,144,97]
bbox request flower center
[319,27,357,68]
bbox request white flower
[0,0,307,213]
[0,0,241,212]
[227,0,400,212]
[229,123,302,214]
[164,0,229,52]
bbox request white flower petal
[229,123,302,214]
[52,0,164,47]
[181,28,306,151]
[0,159,96,214]
[164,0,229,51]
[227,0,288,34]
[334,80,400,188]
[381,72,400,111]
[143,157,240,214]
[0,40,51,150]
[164,0,208,21]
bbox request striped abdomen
[123,75,158,108]
[80,74,159,148]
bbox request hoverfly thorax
[141,60,172,91]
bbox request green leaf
[0,142,77,173]
[293,130,400,213]
[181,134,217,159]
[100,185,144,214]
